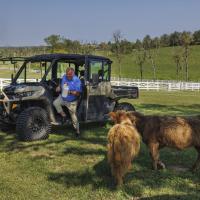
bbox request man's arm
[68,91,80,96]
[56,76,65,93]
[68,79,82,96]
[56,85,61,93]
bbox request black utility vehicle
[0,54,138,141]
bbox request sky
[0,0,200,46]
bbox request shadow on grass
[47,154,200,197]
[47,141,200,197]
[140,194,199,200]
[54,123,109,146]
[0,122,109,155]
[1,102,199,153]
[48,157,128,192]
[48,171,116,191]
[62,146,106,156]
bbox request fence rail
[0,78,38,91]
[0,78,200,91]
[111,77,200,91]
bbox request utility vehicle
[0,54,138,141]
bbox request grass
[96,45,200,81]
[1,45,200,81]
[0,91,200,199]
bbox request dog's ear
[109,112,117,122]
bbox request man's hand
[69,91,80,96]
[56,85,61,93]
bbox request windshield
[15,61,52,83]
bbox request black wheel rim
[29,116,45,134]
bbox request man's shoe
[51,121,61,125]
[75,132,80,138]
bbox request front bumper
[0,91,17,114]
[0,91,18,124]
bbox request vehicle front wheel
[16,107,51,141]
[114,102,135,112]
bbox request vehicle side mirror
[92,73,99,85]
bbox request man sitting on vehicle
[53,67,82,137]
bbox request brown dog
[107,111,140,186]
[126,111,200,171]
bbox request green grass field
[1,45,200,81]
[97,45,200,81]
[0,91,200,200]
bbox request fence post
[168,83,171,91]
[157,81,159,91]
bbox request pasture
[1,45,200,81]
[99,45,200,81]
[0,91,200,200]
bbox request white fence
[111,77,200,91]
[0,78,38,91]
[0,78,200,91]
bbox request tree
[143,35,160,80]
[73,40,82,53]
[134,39,142,49]
[143,35,152,50]
[62,38,72,53]
[172,47,183,81]
[99,42,109,55]
[151,37,160,48]
[160,34,170,47]
[111,30,124,78]
[180,31,193,81]
[193,30,200,45]
[148,42,160,81]
[81,42,95,54]
[135,47,147,80]
[44,35,61,53]
[120,40,133,54]
[169,31,181,46]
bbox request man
[53,67,82,137]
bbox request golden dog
[127,111,200,171]
[107,111,140,186]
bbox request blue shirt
[61,75,82,102]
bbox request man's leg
[65,101,80,136]
[53,95,66,118]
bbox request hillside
[97,45,200,81]
[0,45,200,81]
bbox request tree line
[0,29,200,81]
[111,30,194,81]
[1,29,199,57]
[43,29,200,54]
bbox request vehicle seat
[79,70,85,85]
[98,69,103,81]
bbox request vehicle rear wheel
[16,107,51,141]
[114,102,135,112]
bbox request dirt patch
[30,151,55,159]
